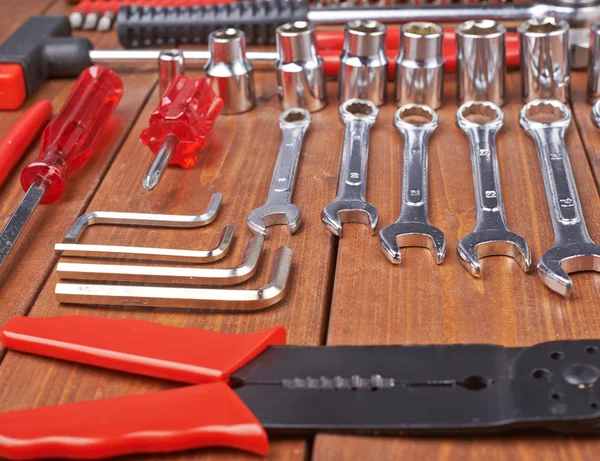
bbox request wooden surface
[1,1,600,460]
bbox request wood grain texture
[316,73,600,459]
[0,0,156,331]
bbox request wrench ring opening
[521,99,571,127]
[457,20,505,38]
[280,108,311,126]
[518,17,569,37]
[340,99,379,121]
[402,22,443,38]
[395,104,438,129]
[457,101,503,128]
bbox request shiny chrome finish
[395,22,444,109]
[204,29,255,114]
[456,20,506,106]
[338,20,388,106]
[275,22,327,112]
[55,247,293,311]
[247,109,311,237]
[56,235,263,285]
[592,97,600,125]
[519,17,571,102]
[588,20,600,102]
[322,99,379,237]
[64,193,222,243]
[379,104,445,265]
[158,50,185,97]
[520,99,600,296]
[56,225,234,264]
[457,101,531,277]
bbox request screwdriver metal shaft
[0,66,123,270]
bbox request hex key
[56,235,264,285]
[55,225,234,264]
[64,193,222,243]
[55,247,293,310]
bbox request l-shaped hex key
[55,225,234,264]
[55,247,293,310]
[56,235,263,285]
[64,193,222,243]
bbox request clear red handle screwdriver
[0,66,123,269]
[140,76,222,191]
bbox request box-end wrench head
[521,99,600,296]
[457,101,532,277]
[247,108,311,237]
[379,104,446,264]
[322,99,379,237]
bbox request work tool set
[1,0,600,457]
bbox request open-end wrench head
[321,201,378,237]
[379,222,446,264]
[339,98,379,125]
[538,243,600,297]
[247,204,302,237]
[458,230,532,277]
[394,104,438,133]
[456,100,503,132]
[519,99,571,134]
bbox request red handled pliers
[0,315,599,460]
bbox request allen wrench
[55,225,234,264]
[64,193,222,243]
[55,247,293,310]
[56,235,263,286]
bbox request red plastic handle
[20,66,123,204]
[0,100,52,188]
[0,315,286,384]
[140,76,222,168]
[0,382,269,460]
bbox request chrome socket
[518,17,570,103]
[588,21,600,103]
[456,20,506,106]
[204,29,255,115]
[158,49,185,98]
[395,22,444,109]
[275,21,327,113]
[338,20,388,106]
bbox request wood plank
[0,3,157,330]
[0,71,340,459]
[315,71,600,459]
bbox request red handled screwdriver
[0,66,123,269]
[140,76,222,191]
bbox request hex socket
[518,17,570,103]
[338,20,388,106]
[395,22,444,109]
[204,29,255,115]
[588,21,600,103]
[158,49,185,98]
[456,20,506,106]
[275,21,327,112]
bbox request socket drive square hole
[399,105,435,125]
[460,103,501,124]
[524,101,568,124]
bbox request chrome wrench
[247,108,311,237]
[521,99,600,296]
[457,101,531,277]
[322,99,379,237]
[379,104,445,265]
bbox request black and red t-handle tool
[1,315,600,460]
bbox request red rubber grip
[0,382,269,460]
[0,316,286,384]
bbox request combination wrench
[457,101,532,277]
[247,108,311,237]
[521,99,600,296]
[379,104,446,265]
[322,99,379,237]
